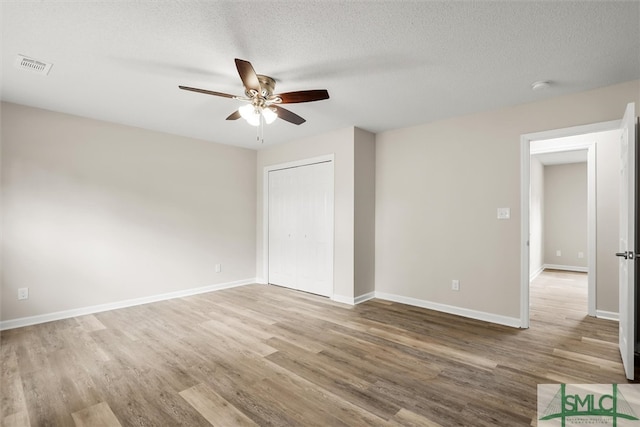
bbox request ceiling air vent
[15,55,53,76]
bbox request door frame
[262,154,335,291]
[520,120,620,328]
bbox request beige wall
[375,80,640,319]
[1,102,257,321]
[544,163,588,268]
[530,157,544,277]
[354,128,376,297]
[257,127,356,300]
[2,79,637,325]
[596,130,622,312]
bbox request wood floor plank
[247,373,389,426]
[265,338,400,420]
[1,270,630,426]
[179,383,258,427]
[388,408,444,427]
[2,411,30,427]
[364,325,498,371]
[200,318,277,357]
[367,377,468,424]
[1,343,28,421]
[552,347,624,372]
[74,315,107,333]
[71,402,121,427]
[1,375,29,421]
[21,366,75,426]
[46,348,103,414]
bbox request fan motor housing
[256,75,276,97]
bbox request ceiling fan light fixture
[262,107,278,124]
[179,59,329,130]
[246,113,261,127]
[238,103,255,119]
[239,104,260,126]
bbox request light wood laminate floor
[1,270,630,426]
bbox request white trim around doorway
[520,120,621,328]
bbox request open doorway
[530,270,589,323]
[520,123,623,328]
[530,145,591,317]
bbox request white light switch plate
[497,208,510,219]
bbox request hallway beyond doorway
[531,269,588,322]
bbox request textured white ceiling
[2,1,639,149]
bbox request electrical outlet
[451,280,460,291]
[578,252,584,259]
[556,250,562,257]
[18,287,29,300]
[215,264,221,273]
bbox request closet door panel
[282,168,299,289]
[297,164,314,292]
[268,168,297,289]
[268,161,333,297]
[297,162,333,297]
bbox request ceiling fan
[179,58,329,126]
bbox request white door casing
[520,119,624,329]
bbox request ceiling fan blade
[226,110,241,120]
[235,59,261,94]
[273,105,306,125]
[275,89,330,104]
[179,85,236,98]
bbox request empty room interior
[2,2,640,426]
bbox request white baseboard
[0,278,257,331]
[332,291,375,305]
[374,291,522,328]
[543,264,588,273]
[354,291,375,304]
[331,294,354,305]
[596,310,619,321]
[530,266,544,281]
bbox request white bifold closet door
[268,161,333,297]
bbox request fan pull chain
[257,114,265,144]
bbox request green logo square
[538,384,640,426]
